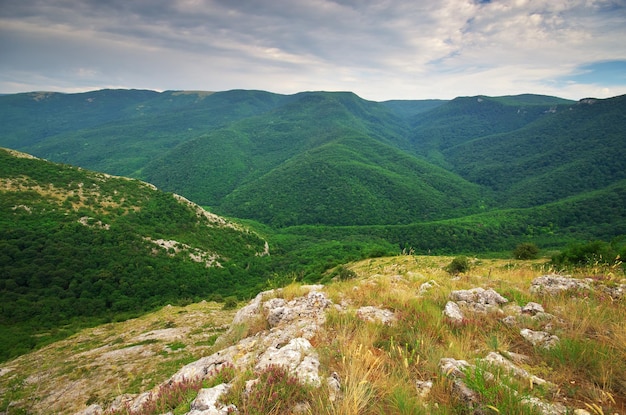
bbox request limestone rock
[522,302,545,315]
[439,357,471,378]
[189,384,233,415]
[520,328,560,349]
[255,337,320,386]
[521,396,567,415]
[481,352,549,386]
[418,280,438,295]
[327,372,341,402]
[443,301,464,324]
[231,290,272,325]
[449,287,508,312]
[356,306,397,325]
[415,380,433,399]
[74,404,103,415]
[530,275,592,296]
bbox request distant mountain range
[1,89,624,230]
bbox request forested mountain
[1,88,624,234]
[0,148,269,361]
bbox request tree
[513,243,540,260]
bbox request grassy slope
[1,256,624,414]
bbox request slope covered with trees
[0,148,268,361]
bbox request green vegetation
[445,256,471,275]
[551,239,626,269]
[1,88,625,367]
[0,149,268,362]
[513,243,540,260]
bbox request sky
[1,0,625,101]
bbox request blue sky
[1,0,625,101]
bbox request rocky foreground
[72,266,624,415]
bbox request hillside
[1,256,624,414]
[1,89,624,233]
[1,89,626,276]
[439,95,626,207]
[0,148,269,362]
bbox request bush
[334,265,358,281]
[222,296,239,310]
[551,240,620,267]
[445,256,470,275]
[513,243,540,260]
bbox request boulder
[188,384,234,415]
[443,301,464,324]
[356,306,397,325]
[520,328,560,349]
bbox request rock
[599,283,626,300]
[449,288,508,313]
[128,391,152,413]
[521,396,567,415]
[573,409,592,415]
[418,280,438,295]
[501,315,518,326]
[530,275,592,296]
[356,306,397,325]
[450,378,480,406]
[189,384,233,414]
[443,301,464,324]
[520,328,560,349]
[439,358,480,408]
[327,372,341,402]
[415,380,433,399]
[450,287,508,307]
[106,394,135,413]
[231,290,272,325]
[255,337,321,386]
[262,290,332,338]
[74,404,103,415]
[522,302,545,315]
[439,357,471,378]
[481,352,549,386]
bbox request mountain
[1,88,625,237]
[0,89,289,176]
[436,95,626,207]
[140,92,484,226]
[0,148,269,361]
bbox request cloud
[0,0,625,99]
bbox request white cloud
[0,0,625,99]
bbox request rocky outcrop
[89,286,333,414]
[439,352,566,415]
[530,275,593,296]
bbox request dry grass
[312,255,626,414]
[0,301,236,414]
[2,255,625,414]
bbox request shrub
[551,240,620,267]
[222,296,239,310]
[334,265,358,281]
[513,243,540,260]
[445,256,470,275]
[226,364,311,415]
